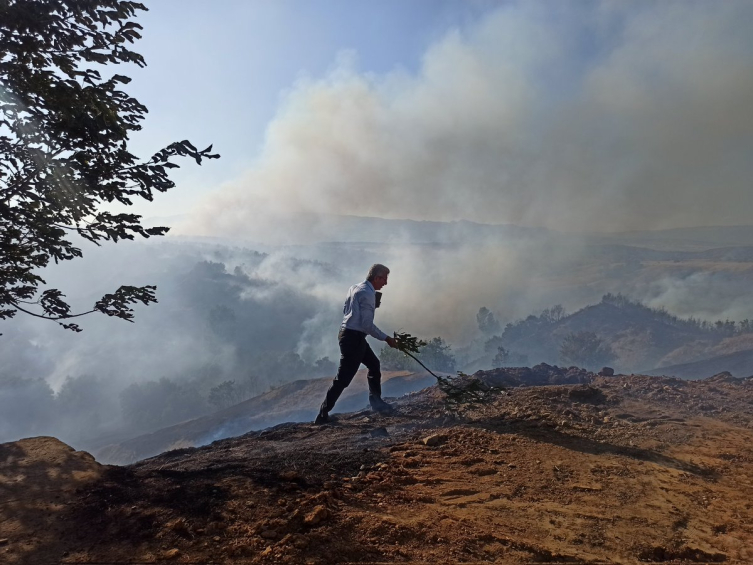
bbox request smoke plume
[181,0,753,238]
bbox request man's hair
[367,263,390,281]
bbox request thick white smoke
[180,0,753,238]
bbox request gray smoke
[181,0,753,237]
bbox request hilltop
[2,366,753,564]
[482,294,753,375]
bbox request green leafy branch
[393,331,503,411]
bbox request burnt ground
[2,367,753,564]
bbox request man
[315,264,398,425]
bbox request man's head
[367,263,390,290]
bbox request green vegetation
[389,331,500,411]
[382,334,456,372]
[0,0,218,331]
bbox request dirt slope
[2,367,753,564]
[95,371,435,465]
[0,437,103,560]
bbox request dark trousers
[319,328,381,415]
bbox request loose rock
[423,434,448,447]
[369,427,390,438]
[280,470,301,481]
[304,505,329,526]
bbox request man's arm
[356,290,388,341]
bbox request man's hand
[385,336,398,349]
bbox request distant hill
[597,225,753,251]
[646,349,753,380]
[172,213,753,249]
[583,243,753,263]
[485,295,739,373]
[174,213,552,245]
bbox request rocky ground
[2,365,753,564]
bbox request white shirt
[340,280,388,341]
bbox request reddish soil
[2,368,753,564]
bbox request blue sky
[126,0,501,218]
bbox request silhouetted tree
[209,380,237,411]
[0,0,219,331]
[381,336,455,373]
[476,307,501,335]
[420,337,456,372]
[492,346,510,367]
[540,304,567,323]
[559,331,616,369]
[483,335,504,354]
[380,344,415,371]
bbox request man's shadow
[471,415,717,479]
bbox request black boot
[367,370,392,413]
[369,395,394,413]
[314,412,338,425]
